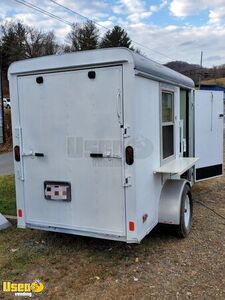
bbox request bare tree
[0,21,60,95]
[25,27,59,58]
[66,23,81,51]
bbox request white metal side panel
[194,90,224,181]
[17,66,125,236]
[134,77,161,240]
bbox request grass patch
[201,77,225,87]
[0,175,16,215]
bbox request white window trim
[160,89,176,165]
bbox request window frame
[160,89,176,163]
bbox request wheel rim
[184,194,191,229]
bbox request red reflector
[18,209,23,218]
[14,145,20,162]
[129,221,135,231]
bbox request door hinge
[123,125,130,138]
[124,176,132,187]
[15,128,20,139]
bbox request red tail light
[14,145,20,162]
[129,221,135,231]
[18,209,23,218]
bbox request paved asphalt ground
[0,152,14,175]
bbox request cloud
[113,0,168,22]
[150,0,168,13]
[126,22,225,66]
[0,0,224,67]
[179,40,196,47]
[0,0,110,38]
[111,5,125,15]
[169,0,225,22]
[169,0,201,17]
[209,7,225,24]
[205,55,223,62]
[116,0,152,22]
[119,0,145,14]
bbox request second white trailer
[9,48,224,243]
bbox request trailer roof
[131,51,194,88]
[8,48,194,89]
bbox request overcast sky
[1,0,225,67]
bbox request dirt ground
[0,175,224,300]
[0,152,225,299]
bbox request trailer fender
[158,179,191,225]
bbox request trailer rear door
[194,90,224,181]
[17,66,125,237]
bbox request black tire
[175,184,193,238]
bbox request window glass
[162,125,174,159]
[162,92,173,123]
[161,91,174,160]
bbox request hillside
[200,78,225,87]
[165,61,225,84]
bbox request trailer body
[8,48,224,243]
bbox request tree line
[2,20,223,90]
[0,20,136,95]
[0,20,133,76]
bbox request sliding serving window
[161,91,175,160]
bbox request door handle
[35,152,44,157]
[90,153,103,158]
[117,89,122,124]
[22,151,33,157]
[22,151,44,157]
[90,152,121,159]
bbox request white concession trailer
[8,48,224,243]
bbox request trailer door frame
[16,65,126,238]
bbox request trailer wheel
[176,185,193,238]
